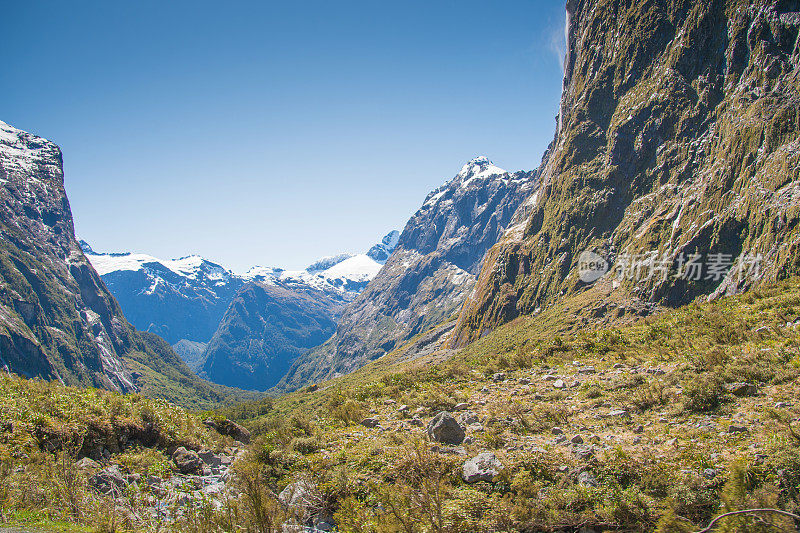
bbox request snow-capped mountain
[83,232,399,351]
[276,157,540,391]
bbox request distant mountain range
[82,232,399,390]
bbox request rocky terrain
[207,277,800,532]
[453,0,800,346]
[275,157,540,392]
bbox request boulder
[462,452,504,483]
[172,447,204,475]
[360,417,379,428]
[426,412,465,445]
[725,382,758,397]
[90,465,127,495]
[75,457,100,471]
[203,418,252,444]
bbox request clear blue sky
[3,1,566,272]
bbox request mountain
[81,242,245,345]
[452,0,800,345]
[199,282,339,390]
[275,157,540,391]
[0,120,241,408]
[84,232,398,354]
[198,233,399,390]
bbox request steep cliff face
[276,157,539,391]
[0,121,238,408]
[0,120,137,392]
[200,281,339,390]
[453,0,800,345]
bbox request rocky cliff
[0,120,239,408]
[276,157,539,391]
[453,0,800,345]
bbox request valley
[1,0,800,531]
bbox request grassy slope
[217,277,800,531]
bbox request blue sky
[3,1,566,271]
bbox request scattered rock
[633,425,644,434]
[702,468,717,479]
[553,379,566,389]
[725,383,758,397]
[409,417,424,427]
[492,372,507,382]
[453,402,469,411]
[172,447,204,475]
[360,417,380,428]
[459,411,480,425]
[571,435,584,444]
[543,375,558,381]
[397,404,409,413]
[462,452,504,483]
[427,412,465,445]
[551,427,564,435]
[203,418,251,444]
[775,402,793,409]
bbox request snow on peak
[422,157,509,208]
[83,243,230,282]
[0,120,62,180]
[457,156,507,183]
[367,230,400,262]
[306,253,355,273]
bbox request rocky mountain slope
[0,120,242,408]
[453,0,800,345]
[275,157,540,391]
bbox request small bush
[683,374,726,412]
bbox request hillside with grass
[197,277,800,532]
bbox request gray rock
[577,471,599,487]
[571,435,584,444]
[360,417,380,428]
[90,465,127,495]
[491,373,506,382]
[727,424,749,434]
[553,379,566,389]
[172,447,204,475]
[427,412,465,445]
[460,411,480,425]
[551,427,564,435]
[278,479,317,508]
[453,402,469,411]
[702,468,717,479]
[75,457,100,471]
[725,382,758,397]
[462,452,504,483]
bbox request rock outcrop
[453,0,800,345]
